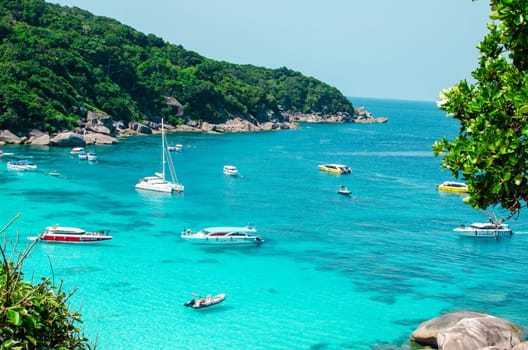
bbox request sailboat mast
[161,119,165,180]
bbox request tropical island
[0,0,386,146]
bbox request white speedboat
[184,293,226,309]
[135,119,184,193]
[319,164,351,174]
[70,147,85,155]
[0,150,14,156]
[223,165,238,176]
[87,151,97,161]
[78,151,88,160]
[7,160,37,171]
[29,225,112,243]
[181,226,263,245]
[454,222,513,238]
[167,143,183,152]
[436,181,469,193]
[337,185,351,195]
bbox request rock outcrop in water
[410,311,526,350]
[0,104,387,146]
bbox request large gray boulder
[411,311,522,350]
[128,122,152,134]
[83,133,118,144]
[27,129,50,145]
[28,134,50,145]
[0,130,22,144]
[50,132,86,146]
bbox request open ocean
[2,97,528,349]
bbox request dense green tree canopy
[433,0,528,219]
[0,0,354,133]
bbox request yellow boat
[318,164,351,174]
[436,181,469,193]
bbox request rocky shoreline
[0,107,387,147]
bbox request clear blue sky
[53,0,491,102]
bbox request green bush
[0,214,92,349]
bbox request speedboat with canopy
[181,225,263,245]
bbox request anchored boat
[181,226,263,245]
[29,225,112,243]
[436,181,469,193]
[318,164,351,174]
[454,222,513,238]
[184,293,226,309]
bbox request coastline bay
[1,97,528,349]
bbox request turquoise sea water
[2,97,528,349]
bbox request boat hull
[181,237,263,245]
[454,223,512,238]
[454,229,513,238]
[30,226,113,243]
[7,161,37,171]
[181,226,263,245]
[436,182,469,193]
[318,164,351,174]
[184,294,226,309]
[135,182,174,193]
[135,176,184,193]
[223,165,238,176]
[37,234,113,243]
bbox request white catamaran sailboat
[135,119,184,193]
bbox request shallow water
[1,97,527,349]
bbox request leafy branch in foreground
[433,0,528,221]
[0,213,93,349]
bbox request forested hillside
[0,0,354,134]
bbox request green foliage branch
[0,213,92,349]
[433,0,528,220]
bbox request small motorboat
[184,293,226,309]
[337,185,351,195]
[78,151,88,160]
[436,181,469,193]
[0,150,14,157]
[454,222,513,238]
[29,225,112,243]
[168,143,183,152]
[87,151,97,161]
[7,160,37,171]
[70,147,85,155]
[223,165,238,176]
[319,164,352,174]
[181,226,263,245]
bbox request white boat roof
[469,222,509,229]
[203,226,256,233]
[440,181,468,187]
[46,226,85,233]
[320,163,349,167]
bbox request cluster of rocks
[354,106,389,124]
[405,311,527,350]
[283,106,387,124]
[0,105,387,146]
